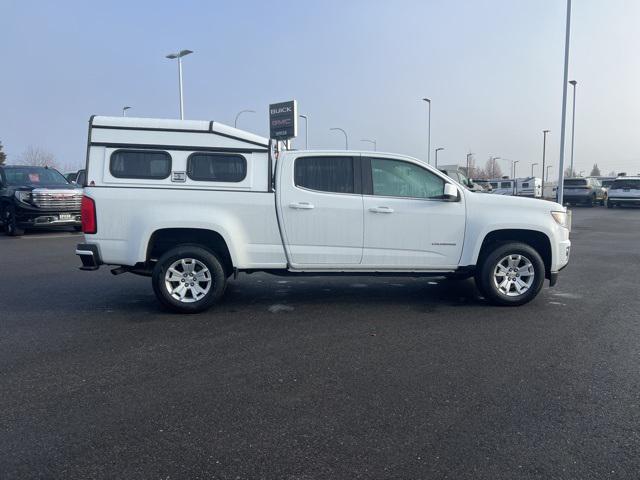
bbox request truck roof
[91,116,269,149]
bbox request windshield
[564,179,587,186]
[610,179,640,190]
[4,167,70,186]
[602,180,614,188]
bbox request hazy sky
[1,0,639,177]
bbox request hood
[18,184,82,191]
[464,189,564,212]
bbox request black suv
[0,165,82,236]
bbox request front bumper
[15,206,81,227]
[76,243,101,271]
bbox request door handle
[289,202,315,210]
[369,206,394,213]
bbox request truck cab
[76,116,571,312]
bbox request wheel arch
[146,227,235,276]
[476,229,552,278]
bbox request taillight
[81,195,97,234]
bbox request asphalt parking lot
[1,207,639,479]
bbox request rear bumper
[564,194,592,203]
[76,243,101,271]
[608,197,640,205]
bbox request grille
[31,189,82,210]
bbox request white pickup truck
[76,116,571,313]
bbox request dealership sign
[269,100,297,140]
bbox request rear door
[361,156,466,268]
[277,154,363,267]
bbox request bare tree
[484,157,503,179]
[18,146,59,168]
[0,141,6,165]
[590,163,601,177]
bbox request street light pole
[490,156,501,178]
[531,162,538,177]
[361,139,377,151]
[165,49,193,120]
[569,80,577,177]
[435,147,444,168]
[541,130,550,195]
[299,115,309,149]
[122,106,131,117]
[513,160,520,178]
[546,165,553,183]
[330,128,348,150]
[466,153,474,177]
[556,0,572,205]
[234,109,256,128]
[422,98,431,165]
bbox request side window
[500,181,511,189]
[110,150,171,179]
[76,170,86,186]
[370,158,444,199]
[490,182,498,189]
[522,182,530,188]
[294,156,355,193]
[187,153,247,182]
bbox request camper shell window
[187,153,247,182]
[110,150,171,179]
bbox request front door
[278,154,363,267]
[361,157,466,268]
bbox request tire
[73,225,83,232]
[475,242,545,306]
[152,245,227,313]
[2,205,25,237]
[607,199,614,209]
[588,195,595,207]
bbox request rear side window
[110,150,171,179]
[500,182,511,188]
[295,156,355,193]
[187,153,247,182]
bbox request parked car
[606,177,640,208]
[64,169,86,185]
[471,179,493,192]
[0,165,82,236]
[76,116,571,312]
[562,177,604,206]
[439,169,485,192]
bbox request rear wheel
[2,206,25,236]
[607,199,614,209]
[152,245,227,313]
[588,195,596,207]
[475,242,545,306]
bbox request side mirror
[443,183,459,201]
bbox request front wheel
[2,206,25,236]
[475,242,545,306]
[152,245,227,313]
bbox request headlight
[551,210,570,230]
[14,191,32,203]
